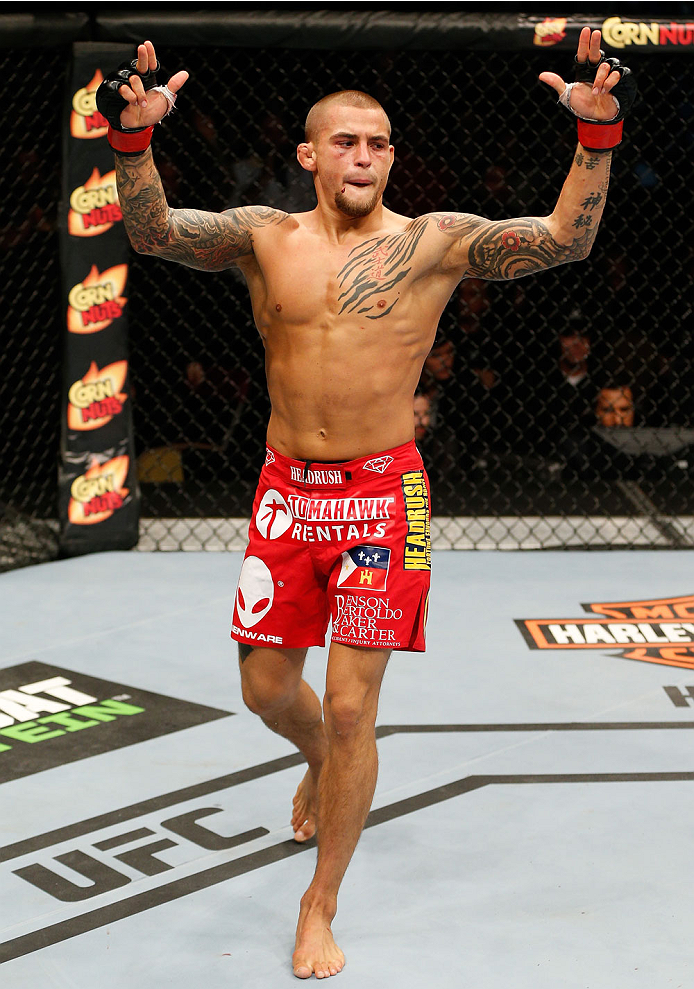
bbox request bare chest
[254,219,430,326]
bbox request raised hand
[117,40,189,130]
[539,27,620,121]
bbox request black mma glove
[96,57,169,155]
[560,51,637,152]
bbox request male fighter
[98,28,635,979]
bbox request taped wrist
[107,125,155,156]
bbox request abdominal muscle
[262,315,430,462]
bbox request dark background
[2,8,694,568]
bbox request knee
[239,650,299,719]
[323,686,375,738]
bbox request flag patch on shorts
[336,545,390,591]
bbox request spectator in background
[420,336,455,393]
[558,323,591,386]
[525,312,598,464]
[413,389,434,445]
[595,384,635,428]
[412,384,460,501]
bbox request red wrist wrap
[577,119,623,153]
[107,125,154,155]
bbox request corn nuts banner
[59,43,140,557]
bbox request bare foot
[292,767,319,842]
[293,902,345,979]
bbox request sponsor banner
[332,593,403,645]
[522,15,694,51]
[0,661,232,784]
[285,494,394,523]
[288,465,347,485]
[517,593,694,670]
[67,359,128,431]
[401,471,431,571]
[254,489,394,544]
[67,263,128,335]
[59,442,138,550]
[59,43,140,556]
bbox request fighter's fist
[96,40,189,133]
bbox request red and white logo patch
[363,456,393,474]
[255,489,292,540]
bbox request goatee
[334,188,379,218]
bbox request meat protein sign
[59,44,140,557]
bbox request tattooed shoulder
[429,211,595,280]
[429,212,487,236]
[162,204,290,271]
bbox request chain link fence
[0,45,64,571]
[2,17,694,569]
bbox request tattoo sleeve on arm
[433,203,600,280]
[114,150,287,270]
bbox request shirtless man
[98,28,634,979]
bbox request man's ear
[297,142,317,172]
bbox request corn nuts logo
[533,18,567,47]
[70,69,108,139]
[67,361,128,432]
[68,456,130,525]
[68,168,122,237]
[602,16,694,48]
[67,264,128,334]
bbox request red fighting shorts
[230,440,431,652]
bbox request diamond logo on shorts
[256,489,292,540]
[264,449,276,465]
[337,545,391,591]
[363,456,394,474]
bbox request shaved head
[305,90,391,143]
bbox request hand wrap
[96,58,162,156]
[559,51,637,153]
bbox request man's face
[596,387,635,427]
[414,394,432,441]
[307,105,394,218]
[560,332,590,365]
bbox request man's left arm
[435,27,636,281]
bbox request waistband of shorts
[262,440,423,487]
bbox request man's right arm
[115,148,287,271]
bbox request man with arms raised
[98,28,634,979]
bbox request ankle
[300,888,337,922]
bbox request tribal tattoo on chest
[336,217,429,318]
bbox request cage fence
[1,20,693,569]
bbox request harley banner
[59,43,140,557]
